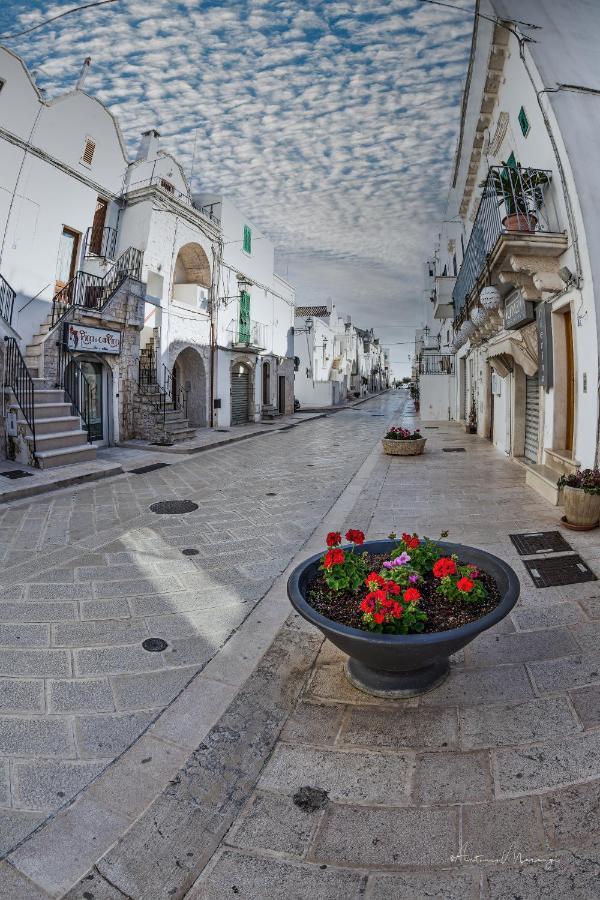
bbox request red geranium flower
[403,587,421,602]
[387,582,401,596]
[326,532,342,548]
[365,572,385,588]
[324,548,345,568]
[432,557,457,578]
[457,577,475,593]
[345,529,365,545]
[373,612,385,624]
[391,602,403,618]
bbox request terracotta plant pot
[502,212,537,233]
[287,540,520,698]
[563,485,600,529]
[382,437,426,456]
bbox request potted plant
[466,394,477,434]
[489,163,550,233]
[288,530,520,697]
[382,426,426,456]
[557,468,600,530]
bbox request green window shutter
[239,290,250,343]
[506,151,517,169]
[518,106,530,137]
[243,225,252,254]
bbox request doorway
[231,364,250,425]
[55,226,80,295]
[565,310,575,452]
[262,361,271,406]
[89,198,108,256]
[524,374,540,462]
[278,375,286,415]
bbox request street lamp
[295,316,313,334]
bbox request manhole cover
[130,462,170,475]
[149,500,198,515]
[510,531,573,556]
[523,554,597,588]
[443,448,466,453]
[292,786,329,811]
[142,638,168,652]
[0,470,34,479]
[266,492,277,496]
[215,429,230,433]
[182,548,199,556]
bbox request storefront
[63,322,121,446]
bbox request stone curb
[2,399,399,898]
[0,464,124,507]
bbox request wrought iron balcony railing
[0,272,16,327]
[418,353,455,375]
[51,246,143,327]
[228,319,267,350]
[84,225,117,260]
[453,165,559,315]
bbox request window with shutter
[243,225,252,254]
[82,138,96,166]
[239,290,250,343]
[518,106,530,137]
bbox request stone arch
[173,242,211,288]
[171,344,208,427]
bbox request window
[239,290,250,342]
[518,106,530,137]
[81,137,96,166]
[506,151,517,169]
[160,179,175,194]
[243,225,252,254]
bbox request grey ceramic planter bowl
[287,540,520,698]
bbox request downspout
[210,238,223,428]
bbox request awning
[486,323,538,377]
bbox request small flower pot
[502,212,537,232]
[382,437,426,456]
[562,485,600,529]
[287,540,520,698]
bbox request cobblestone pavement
[187,415,600,900]
[0,392,402,859]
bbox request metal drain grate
[442,448,466,453]
[510,531,573,556]
[0,470,34,479]
[182,548,199,556]
[130,462,170,475]
[523,554,597,588]
[149,500,199,515]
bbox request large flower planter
[382,437,426,456]
[563,485,600,529]
[287,540,520,698]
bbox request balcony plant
[382,426,426,457]
[489,163,550,233]
[557,469,600,530]
[288,529,519,697]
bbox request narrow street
[2,389,600,897]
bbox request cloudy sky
[1,0,474,374]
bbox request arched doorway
[172,242,211,310]
[172,347,207,426]
[262,361,271,407]
[231,362,251,425]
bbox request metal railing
[84,225,117,260]
[124,176,221,224]
[453,165,558,314]
[3,336,36,453]
[51,246,143,327]
[136,359,187,431]
[228,319,267,349]
[0,273,16,327]
[418,354,455,375]
[56,341,93,442]
[162,363,187,418]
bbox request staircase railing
[0,273,16,327]
[137,358,170,432]
[55,340,93,443]
[51,246,143,327]
[162,363,187,418]
[84,225,117,260]
[3,336,36,453]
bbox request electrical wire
[417,0,541,32]
[0,0,120,40]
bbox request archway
[262,360,271,407]
[172,346,207,427]
[172,242,211,311]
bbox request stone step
[33,388,65,403]
[166,428,197,443]
[25,343,43,358]
[544,448,580,477]
[26,429,88,451]
[19,415,81,435]
[34,443,96,469]
[31,402,73,418]
[524,462,562,506]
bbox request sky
[0,0,475,375]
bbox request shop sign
[64,323,121,354]
[537,303,553,390]
[504,294,536,330]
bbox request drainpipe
[210,239,222,428]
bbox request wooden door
[565,310,575,452]
[89,198,108,256]
[278,375,286,414]
[55,227,80,295]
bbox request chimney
[136,129,160,161]
[76,57,92,91]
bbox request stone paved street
[4,390,600,898]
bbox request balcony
[433,276,456,320]
[0,272,16,327]
[453,165,567,315]
[84,225,117,260]
[228,319,267,352]
[418,353,455,376]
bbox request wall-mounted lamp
[295,315,313,334]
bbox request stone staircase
[135,338,196,444]
[261,404,282,422]
[523,448,579,506]
[24,311,53,376]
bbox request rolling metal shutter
[231,372,250,425]
[525,375,540,462]
[462,359,468,419]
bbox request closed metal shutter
[462,359,468,419]
[525,375,540,462]
[231,372,250,425]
